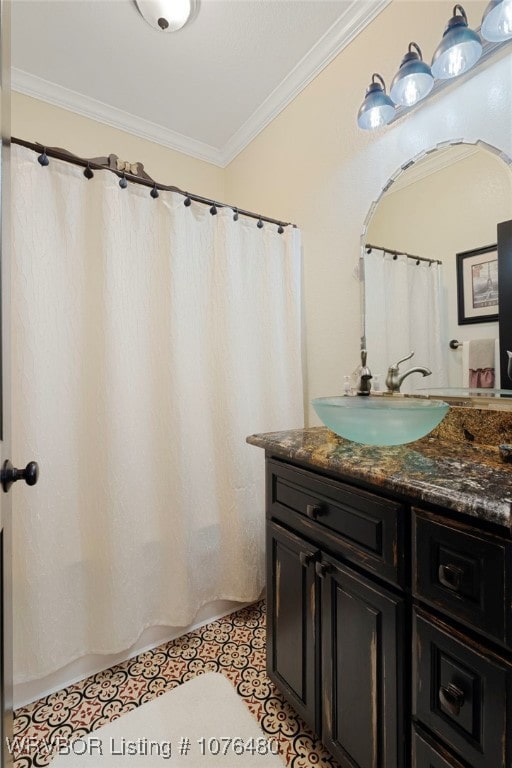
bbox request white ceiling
[11,0,390,166]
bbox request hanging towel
[468,338,496,388]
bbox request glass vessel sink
[312,395,449,446]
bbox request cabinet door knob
[439,683,465,717]
[306,504,323,520]
[299,552,315,567]
[438,564,463,592]
[315,561,331,578]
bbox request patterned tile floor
[13,601,340,767]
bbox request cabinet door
[266,521,319,733]
[320,557,405,768]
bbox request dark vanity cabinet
[412,510,512,768]
[266,459,407,768]
[264,456,512,768]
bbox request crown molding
[11,68,222,166]
[12,0,390,169]
[219,0,391,166]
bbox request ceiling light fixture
[431,4,482,79]
[134,0,197,32]
[390,42,434,107]
[481,0,512,41]
[357,74,395,131]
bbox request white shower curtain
[11,145,303,683]
[363,249,447,392]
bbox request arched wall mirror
[360,140,512,399]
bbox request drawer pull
[306,504,323,520]
[438,564,463,592]
[299,552,315,567]
[315,561,331,579]
[439,683,465,717]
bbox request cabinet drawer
[413,729,468,768]
[413,609,511,768]
[267,459,404,586]
[413,510,511,646]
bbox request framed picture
[456,244,499,324]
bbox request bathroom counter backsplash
[429,405,512,447]
[246,425,512,531]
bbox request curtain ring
[210,203,218,215]
[233,208,239,221]
[150,183,159,199]
[278,224,284,234]
[257,218,264,229]
[83,163,94,180]
[184,195,192,207]
[119,173,128,189]
[37,148,49,167]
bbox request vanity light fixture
[431,4,482,79]
[357,74,395,131]
[481,0,512,41]
[357,2,510,130]
[134,0,197,32]
[390,42,434,107]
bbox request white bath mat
[49,672,284,766]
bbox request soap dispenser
[356,349,372,396]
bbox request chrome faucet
[385,351,431,393]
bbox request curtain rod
[364,243,442,265]
[12,138,296,231]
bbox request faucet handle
[394,351,414,369]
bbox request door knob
[438,564,463,592]
[439,683,465,717]
[1,460,39,493]
[300,552,315,567]
[306,504,323,520]
[315,561,332,578]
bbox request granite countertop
[246,426,512,531]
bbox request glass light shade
[134,0,195,32]
[481,0,512,41]
[431,6,482,79]
[357,79,395,131]
[390,47,434,107]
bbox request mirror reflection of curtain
[364,250,448,393]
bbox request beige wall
[12,92,225,200]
